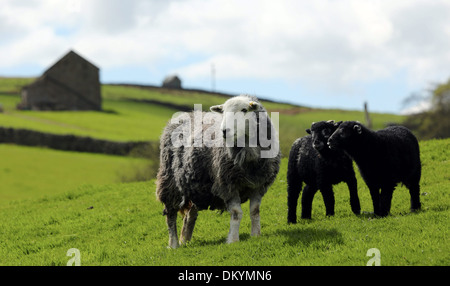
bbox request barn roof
[44,50,99,74]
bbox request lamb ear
[306,128,311,134]
[353,124,362,135]
[210,104,224,113]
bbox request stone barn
[162,74,182,89]
[19,50,101,111]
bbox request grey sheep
[156,95,281,248]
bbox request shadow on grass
[192,233,252,247]
[191,227,343,248]
[275,227,344,246]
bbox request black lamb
[287,120,361,223]
[327,121,421,217]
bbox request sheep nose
[327,138,334,149]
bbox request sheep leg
[368,186,381,216]
[250,194,262,237]
[301,185,318,219]
[227,199,243,243]
[165,209,179,249]
[287,181,302,224]
[320,185,335,216]
[179,205,198,245]
[346,177,361,215]
[380,186,394,216]
[407,183,421,212]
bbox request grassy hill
[0,77,405,202]
[0,138,448,266]
[1,77,446,266]
[1,77,404,156]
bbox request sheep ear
[210,104,223,113]
[249,101,259,111]
[306,128,311,134]
[353,124,362,135]
[334,121,343,127]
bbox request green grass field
[0,77,447,266]
[0,139,448,266]
[0,96,176,142]
[0,144,150,203]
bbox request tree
[403,79,450,140]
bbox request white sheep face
[210,95,261,145]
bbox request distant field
[102,84,300,111]
[278,110,403,156]
[0,144,149,203]
[0,78,405,156]
[0,138,447,266]
[0,95,176,142]
[0,77,407,202]
[0,77,34,94]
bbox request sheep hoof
[251,231,261,237]
[226,237,239,244]
[168,241,179,249]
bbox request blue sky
[1,0,450,114]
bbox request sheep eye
[241,108,247,113]
[322,129,329,136]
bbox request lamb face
[327,121,362,150]
[307,120,342,152]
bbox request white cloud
[169,0,450,92]
[400,100,432,115]
[1,0,450,99]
